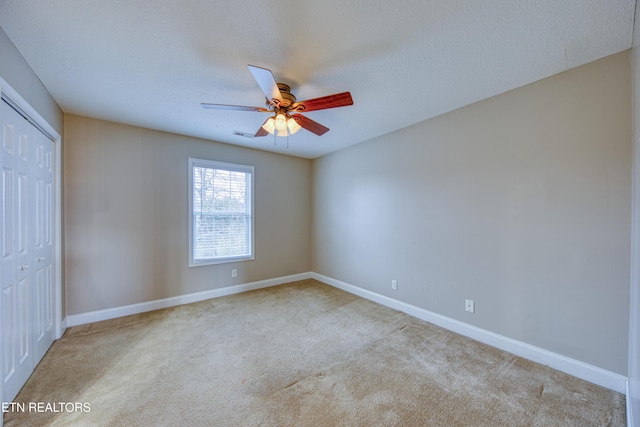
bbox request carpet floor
[4,279,626,426]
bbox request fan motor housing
[267,83,296,108]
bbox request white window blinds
[189,158,254,266]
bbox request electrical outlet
[231,269,237,278]
[465,299,475,313]
[391,280,397,290]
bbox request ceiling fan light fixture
[274,113,288,134]
[262,113,301,137]
[262,117,276,134]
[287,117,301,135]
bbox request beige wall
[312,52,632,375]
[64,115,311,315]
[0,27,62,134]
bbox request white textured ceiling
[0,1,635,158]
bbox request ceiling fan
[201,65,353,138]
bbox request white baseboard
[310,272,628,394]
[65,272,312,327]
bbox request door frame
[0,76,63,405]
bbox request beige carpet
[4,279,626,426]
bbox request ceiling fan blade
[248,65,283,106]
[201,103,269,112]
[254,119,270,137]
[292,114,330,136]
[292,92,353,112]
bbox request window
[189,158,254,266]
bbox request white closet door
[1,100,34,402]
[33,126,54,363]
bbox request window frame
[188,157,255,267]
